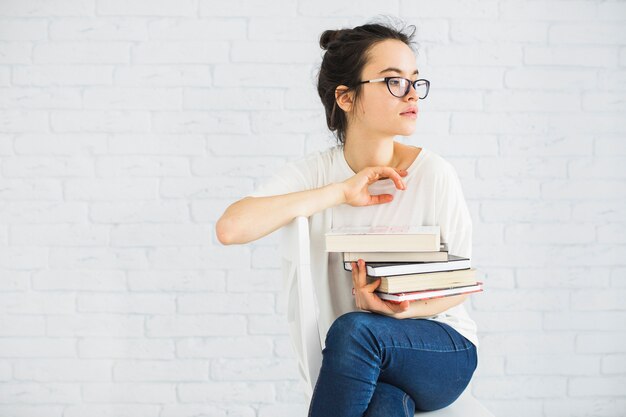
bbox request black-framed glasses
[357,77,430,99]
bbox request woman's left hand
[351,259,411,317]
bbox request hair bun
[319,29,349,50]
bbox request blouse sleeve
[246,155,319,198]
[436,161,473,260]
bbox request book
[368,268,477,293]
[325,225,441,253]
[343,242,449,263]
[344,254,470,277]
[376,282,483,303]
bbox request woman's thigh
[327,311,477,412]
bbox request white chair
[280,215,495,416]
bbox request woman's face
[347,39,420,137]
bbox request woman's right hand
[341,167,408,207]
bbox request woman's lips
[400,110,417,119]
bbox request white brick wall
[0,1,624,416]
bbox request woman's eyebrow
[378,67,419,76]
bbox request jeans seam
[381,345,475,354]
[403,393,411,417]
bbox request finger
[374,167,406,190]
[367,194,393,206]
[364,277,381,292]
[356,259,367,288]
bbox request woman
[216,20,478,417]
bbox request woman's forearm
[216,183,345,245]
[391,293,470,320]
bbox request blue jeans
[308,311,478,417]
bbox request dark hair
[316,17,418,145]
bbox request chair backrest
[280,216,495,417]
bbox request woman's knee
[324,311,383,351]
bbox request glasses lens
[415,80,429,99]
[387,78,410,97]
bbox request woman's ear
[335,85,354,113]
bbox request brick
[110,224,212,246]
[176,336,274,358]
[199,0,296,17]
[299,0,399,16]
[97,0,195,16]
[91,201,187,224]
[577,332,626,353]
[0,19,47,40]
[232,41,318,64]
[481,332,576,355]
[524,46,618,67]
[161,404,256,417]
[582,92,626,112]
[145,315,247,337]
[132,42,229,64]
[0,270,30,290]
[569,376,626,397]
[571,289,626,311]
[0,110,48,132]
[50,110,151,133]
[401,0,497,18]
[34,41,130,64]
[184,88,283,110]
[485,91,580,112]
[128,269,225,292]
[472,288,568,311]
[0,315,45,335]
[178,381,275,403]
[79,338,174,359]
[506,354,600,375]
[13,65,113,86]
[0,41,33,63]
[3,156,93,177]
[211,357,299,381]
[13,358,112,381]
[84,87,182,110]
[208,134,305,156]
[113,360,208,381]
[504,223,594,244]
[0,338,75,357]
[108,134,204,155]
[0,382,80,403]
[505,68,597,90]
[517,267,611,289]
[47,314,144,337]
[64,405,160,417]
[0,247,48,268]
[451,20,548,43]
[500,1,597,20]
[148,18,246,41]
[14,133,107,155]
[49,247,148,269]
[544,398,626,417]
[0,201,87,223]
[49,17,148,40]
[65,178,158,201]
[542,179,626,200]
[428,44,522,66]
[152,111,249,134]
[478,156,567,179]
[473,375,567,399]
[572,202,626,223]
[601,354,626,374]
[0,0,94,17]
[12,224,108,246]
[177,293,275,314]
[249,17,346,41]
[82,382,176,403]
[550,23,626,45]
[113,64,212,87]
[258,404,309,417]
[481,201,570,223]
[77,293,176,314]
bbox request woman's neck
[343,135,401,174]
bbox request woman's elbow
[215,216,235,245]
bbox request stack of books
[325,225,483,303]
